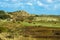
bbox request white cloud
[46,0,53,3]
[0,2,10,7]
[36,0,60,10]
[0,0,59,11]
[37,1,49,9]
[26,2,33,6]
[44,5,58,10]
[37,1,44,6]
[0,2,24,8]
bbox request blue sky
[0,0,60,15]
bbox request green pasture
[20,21,60,28]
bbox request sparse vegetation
[0,10,60,40]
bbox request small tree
[0,10,10,19]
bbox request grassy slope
[0,21,60,40]
[21,21,60,28]
[0,20,60,28]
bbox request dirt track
[21,26,60,38]
[0,26,60,40]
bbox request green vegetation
[0,27,8,33]
[0,10,60,40]
[0,10,10,19]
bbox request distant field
[0,20,60,28]
[0,21,60,40]
[20,21,60,28]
